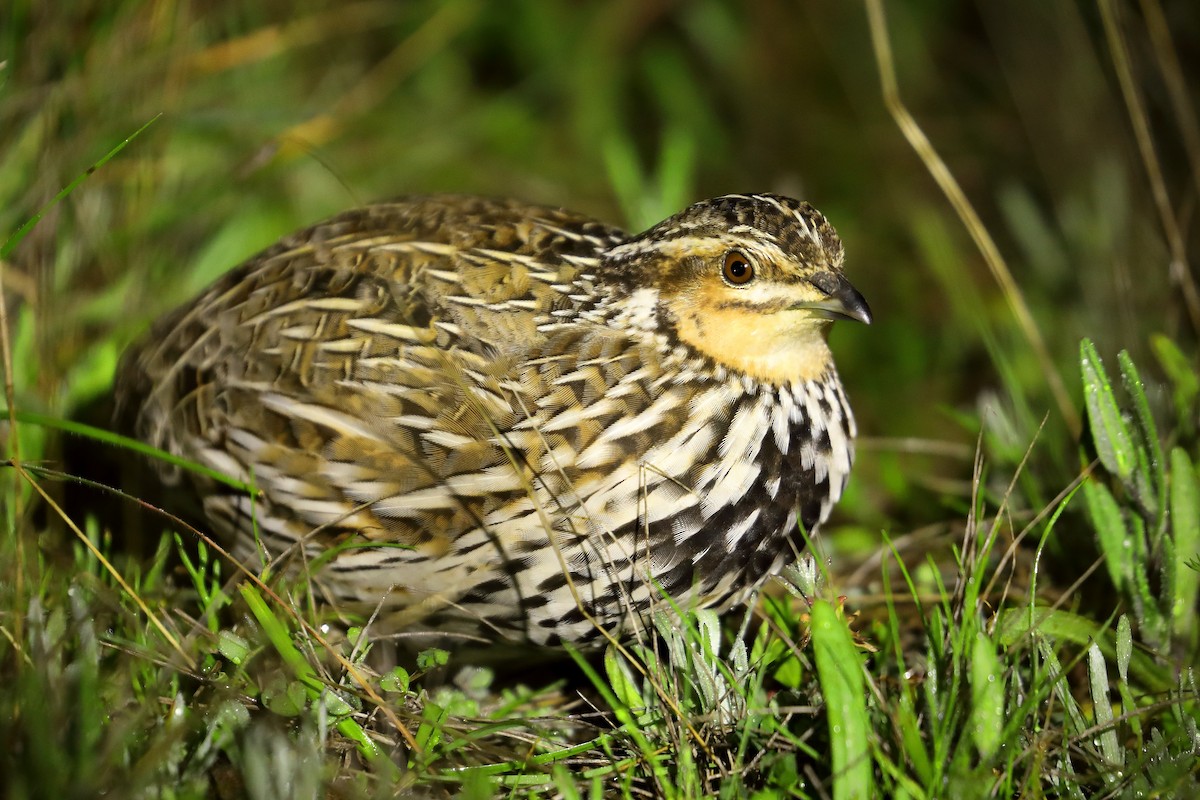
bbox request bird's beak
[796,274,873,325]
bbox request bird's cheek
[662,292,705,338]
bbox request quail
[116,193,871,646]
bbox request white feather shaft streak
[577,386,682,452]
[243,297,364,325]
[472,248,544,266]
[425,268,464,283]
[318,337,369,353]
[259,392,382,441]
[536,397,622,433]
[722,508,760,549]
[371,240,457,255]
[347,318,437,342]
[700,457,761,518]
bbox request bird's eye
[722,251,755,286]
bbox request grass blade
[1082,475,1131,592]
[1,115,160,259]
[1169,447,1200,643]
[1086,643,1123,775]
[810,600,872,799]
[969,631,1005,760]
[1080,339,1136,483]
[1118,350,1165,519]
[239,584,397,777]
[1,408,258,493]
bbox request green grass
[3,1,1199,797]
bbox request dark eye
[722,250,755,286]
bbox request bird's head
[602,194,871,385]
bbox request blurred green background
[3,0,1197,550]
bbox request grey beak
[800,273,873,324]
[828,275,872,325]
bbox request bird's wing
[115,195,629,560]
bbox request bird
[115,193,871,647]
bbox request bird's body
[117,194,870,646]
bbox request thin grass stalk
[863,0,1081,438]
[1098,0,1200,334]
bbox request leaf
[416,648,450,670]
[381,666,411,694]
[1081,475,1130,591]
[413,701,450,756]
[774,654,804,689]
[239,585,393,775]
[602,132,655,232]
[1115,615,1132,683]
[603,646,645,713]
[691,610,723,712]
[1038,640,1088,736]
[1151,334,1200,430]
[811,600,873,800]
[262,679,308,716]
[995,607,1172,692]
[1080,339,1136,482]
[1127,512,1168,648]
[1169,448,1200,642]
[217,630,251,666]
[1118,350,1164,519]
[1087,644,1123,772]
[895,688,932,785]
[654,123,697,220]
[969,632,1005,761]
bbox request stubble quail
[116,193,871,646]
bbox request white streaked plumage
[117,193,867,646]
